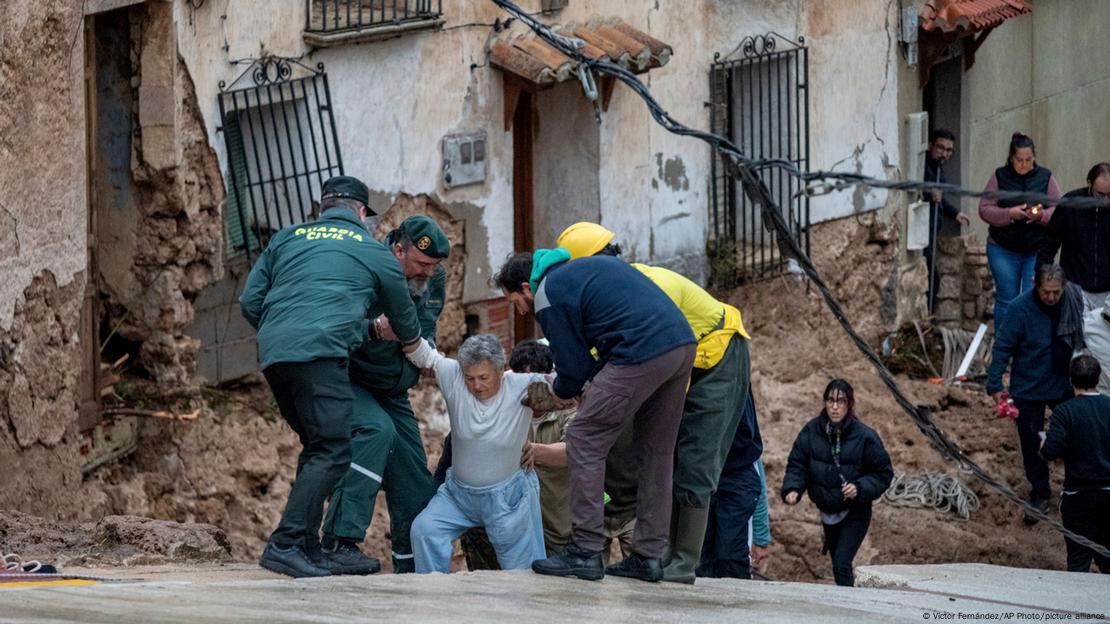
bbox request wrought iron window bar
[305,0,444,42]
[217,56,344,264]
[708,32,810,287]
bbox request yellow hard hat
[557,222,615,259]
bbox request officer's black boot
[606,552,664,582]
[259,543,331,578]
[316,540,381,575]
[531,544,604,581]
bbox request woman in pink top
[978,132,1063,327]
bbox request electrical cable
[490,0,1110,559]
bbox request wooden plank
[503,77,522,132]
[599,75,616,112]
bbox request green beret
[399,215,450,259]
[321,176,370,209]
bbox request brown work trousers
[566,344,696,559]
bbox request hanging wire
[489,0,1110,559]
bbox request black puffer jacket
[781,414,894,514]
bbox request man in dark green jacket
[322,215,451,574]
[239,176,423,578]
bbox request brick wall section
[934,236,994,331]
[464,297,514,357]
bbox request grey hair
[1035,263,1067,287]
[457,334,506,371]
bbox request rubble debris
[0,511,232,567]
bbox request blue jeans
[986,243,1036,327]
[411,468,545,573]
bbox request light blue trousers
[411,468,545,573]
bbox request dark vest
[989,164,1053,253]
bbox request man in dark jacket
[1037,162,1110,310]
[696,388,764,579]
[1040,355,1110,573]
[239,176,423,578]
[923,129,971,312]
[495,250,695,583]
[987,264,1076,523]
[321,215,450,574]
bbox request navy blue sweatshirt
[1040,394,1110,491]
[534,255,694,399]
[986,290,1074,401]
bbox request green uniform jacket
[239,208,421,369]
[349,265,446,395]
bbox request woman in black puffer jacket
[781,379,893,587]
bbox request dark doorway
[81,7,137,430]
[512,90,536,344]
[923,55,963,237]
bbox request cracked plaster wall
[0,0,225,514]
[0,0,94,515]
[0,0,88,435]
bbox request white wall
[174,0,907,295]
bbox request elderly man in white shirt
[406,333,561,572]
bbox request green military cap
[400,215,450,259]
[321,175,370,208]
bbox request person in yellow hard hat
[556,222,755,584]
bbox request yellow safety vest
[693,303,749,370]
[587,264,751,371]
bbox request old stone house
[2,0,1108,514]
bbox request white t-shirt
[411,345,544,487]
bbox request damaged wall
[0,0,225,515]
[0,0,90,514]
[96,2,224,386]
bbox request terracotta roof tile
[491,19,673,87]
[920,0,1032,33]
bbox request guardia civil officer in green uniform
[321,215,451,574]
[239,176,423,579]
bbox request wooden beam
[599,75,617,112]
[503,78,523,132]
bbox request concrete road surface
[2,563,1107,623]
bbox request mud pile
[725,214,1067,582]
[0,511,230,567]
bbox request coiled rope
[884,472,981,520]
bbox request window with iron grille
[708,33,810,287]
[304,0,444,46]
[217,57,344,263]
